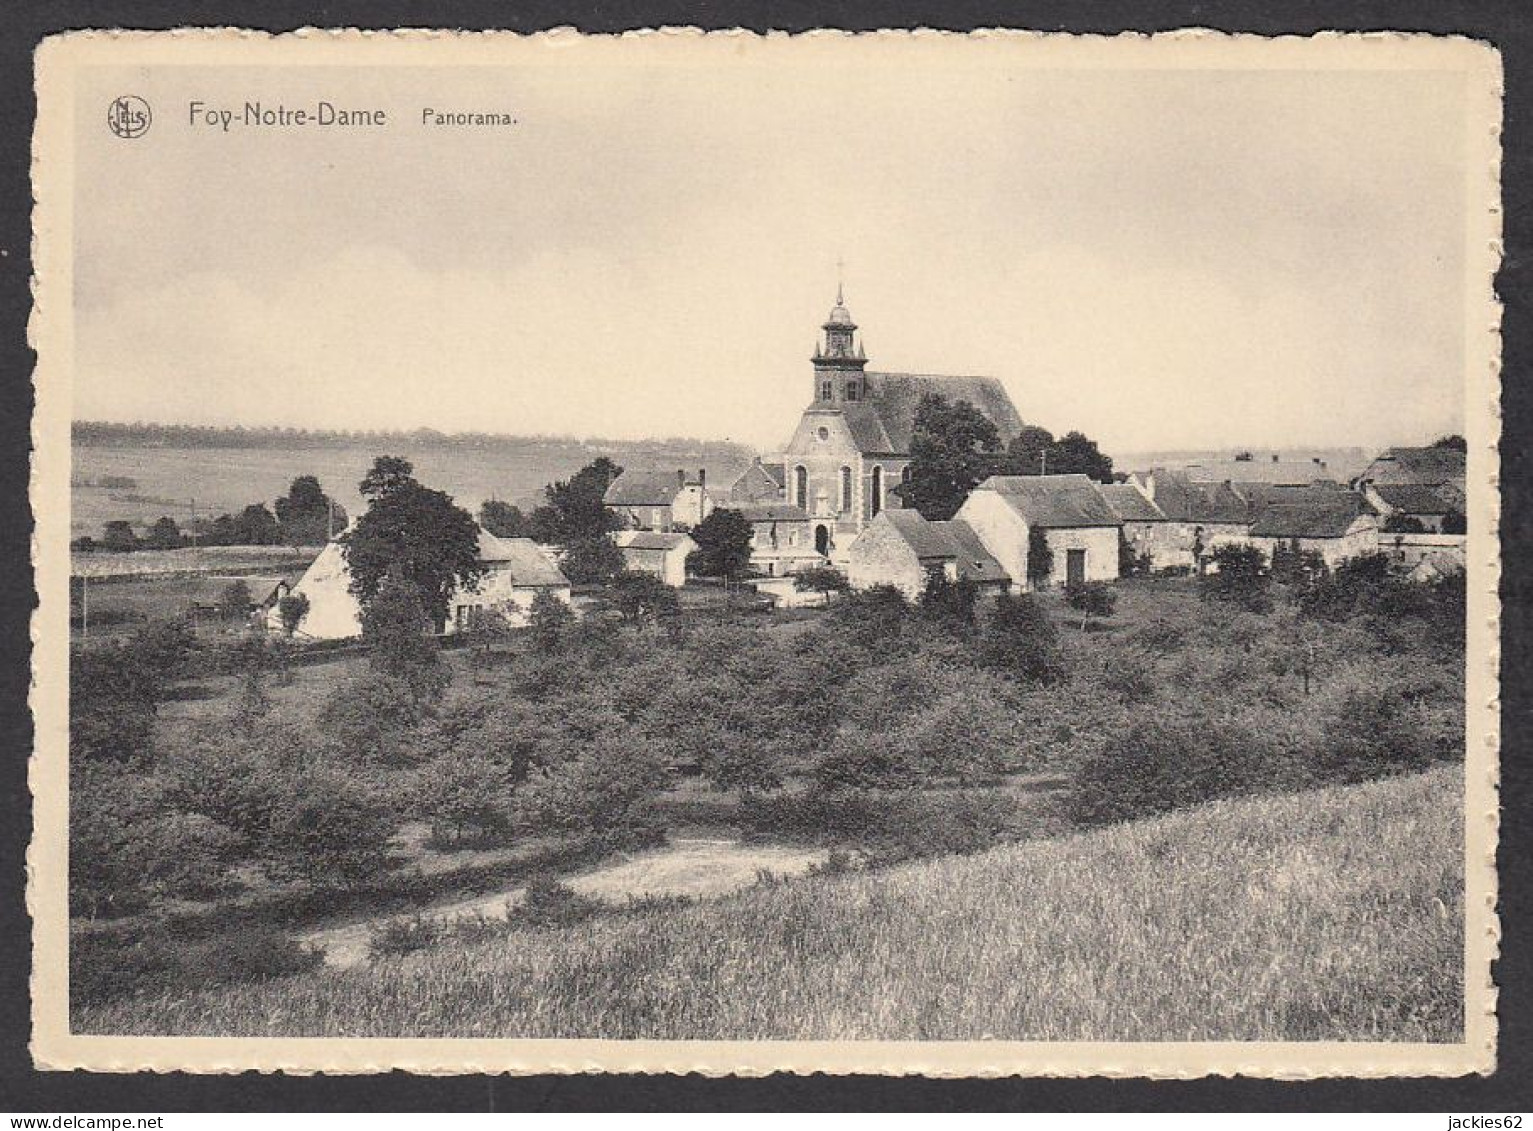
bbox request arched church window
[871,465,884,517]
[840,466,852,512]
[794,465,808,509]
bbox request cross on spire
[836,257,845,305]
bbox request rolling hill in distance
[70,422,756,541]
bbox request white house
[846,509,1010,600]
[956,474,1121,590]
[614,529,697,588]
[270,529,572,640]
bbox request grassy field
[72,440,753,540]
[74,765,1463,1042]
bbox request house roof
[731,502,810,523]
[615,530,696,553]
[1147,470,1250,524]
[476,532,572,586]
[978,474,1121,528]
[1361,446,1466,486]
[1099,483,1166,522]
[1369,482,1455,514]
[192,575,289,606]
[882,510,1010,583]
[1250,500,1374,539]
[1184,458,1336,486]
[839,372,1026,455]
[603,470,682,506]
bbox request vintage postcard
[29,29,1501,1076]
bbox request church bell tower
[812,284,868,405]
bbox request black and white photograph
[26,29,1500,1077]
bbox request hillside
[76,766,1464,1042]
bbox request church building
[771,289,1027,560]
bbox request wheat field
[75,766,1463,1042]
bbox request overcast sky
[72,46,1472,454]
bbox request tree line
[73,475,349,553]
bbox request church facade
[770,290,1027,560]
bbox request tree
[145,516,183,550]
[560,534,624,586]
[978,592,1065,683]
[1027,526,1053,587]
[276,591,310,637]
[794,564,850,602]
[219,579,253,621]
[609,569,680,624]
[1432,434,1467,452]
[1065,580,1117,632]
[232,503,282,546]
[528,590,575,650]
[1382,513,1429,534]
[360,567,445,689]
[688,507,753,579]
[1201,544,1271,611]
[276,475,346,545]
[101,520,138,552]
[1048,430,1114,483]
[1004,425,1056,476]
[344,456,485,632]
[479,498,529,539]
[919,572,980,630]
[529,457,624,545]
[1270,541,1328,589]
[900,394,1003,519]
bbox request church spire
[812,280,868,404]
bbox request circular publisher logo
[107,95,152,139]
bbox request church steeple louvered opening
[812,284,868,404]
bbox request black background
[1,0,1528,1112]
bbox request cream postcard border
[27,27,1504,1077]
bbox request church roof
[978,474,1121,529]
[603,470,682,506]
[882,510,1009,584]
[852,372,1027,455]
[1368,482,1455,514]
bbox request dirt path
[297,838,826,969]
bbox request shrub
[1200,544,1272,611]
[1065,581,1117,630]
[260,764,397,887]
[1069,712,1305,826]
[416,746,518,846]
[608,569,680,624]
[747,787,1031,863]
[516,875,604,929]
[1027,527,1054,585]
[528,590,575,650]
[1315,684,1463,784]
[319,669,440,765]
[978,593,1065,683]
[71,921,322,1006]
[514,732,671,851]
[368,915,447,961]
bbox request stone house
[1098,483,1172,571]
[1362,482,1459,533]
[1246,499,1381,568]
[1355,445,1466,499]
[603,469,715,532]
[614,530,697,588]
[1131,469,1252,569]
[955,474,1121,590]
[1379,530,1467,577]
[846,509,1010,601]
[727,458,787,504]
[730,501,821,577]
[272,529,573,640]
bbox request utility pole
[1040,448,1048,476]
[79,574,88,638]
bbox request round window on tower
[816,426,830,441]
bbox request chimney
[698,468,706,490]
[677,469,686,489]
[1271,454,1279,463]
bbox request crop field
[75,766,1464,1042]
[71,440,753,540]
